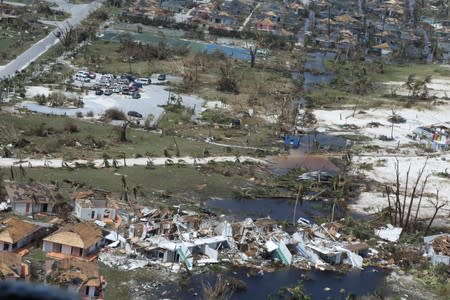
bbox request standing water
[171,266,390,299]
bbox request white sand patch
[26,86,52,97]
[314,102,450,145]
[381,78,450,99]
[313,93,450,225]
[350,150,450,226]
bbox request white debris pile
[99,251,148,270]
[375,224,403,242]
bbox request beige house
[0,217,42,252]
[43,223,104,259]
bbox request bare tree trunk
[120,121,131,142]
[401,164,411,226]
[385,185,394,224]
[425,190,445,236]
[413,174,430,227]
[394,159,401,225]
[404,160,427,229]
[249,46,257,68]
[292,186,301,226]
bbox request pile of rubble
[431,235,450,256]
[99,205,381,273]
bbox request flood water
[101,29,251,60]
[299,51,336,91]
[171,266,390,299]
[206,197,328,222]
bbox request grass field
[3,164,254,202]
[372,63,450,82]
[0,112,274,160]
[0,23,54,65]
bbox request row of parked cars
[73,70,167,99]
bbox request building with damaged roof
[4,181,56,216]
[73,190,117,222]
[46,258,105,299]
[0,251,29,280]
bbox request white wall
[43,241,53,253]
[62,245,72,255]
[12,203,27,215]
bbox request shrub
[75,112,84,118]
[64,121,79,132]
[86,111,94,117]
[104,108,127,120]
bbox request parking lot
[22,72,203,121]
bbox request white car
[74,73,90,82]
[135,78,151,85]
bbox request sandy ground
[313,79,450,226]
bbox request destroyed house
[0,217,42,252]
[413,124,450,151]
[47,258,105,299]
[43,223,104,258]
[0,252,28,280]
[4,181,55,216]
[424,234,450,265]
[138,235,228,269]
[73,190,117,222]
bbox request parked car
[127,111,143,118]
[135,78,150,85]
[88,71,96,79]
[75,74,90,82]
[112,86,121,93]
[121,74,135,82]
[131,92,141,99]
[129,86,138,93]
[95,89,103,96]
[130,82,143,89]
[157,73,166,81]
[121,87,130,95]
[104,89,113,96]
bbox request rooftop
[43,223,103,249]
[4,181,55,205]
[0,217,40,244]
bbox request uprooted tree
[384,158,447,232]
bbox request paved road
[0,156,266,168]
[0,0,104,79]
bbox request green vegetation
[372,64,450,82]
[6,165,254,201]
[0,21,54,65]
[99,263,164,299]
[0,112,247,160]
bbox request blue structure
[284,135,301,148]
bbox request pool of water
[101,30,251,60]
[171,266,390,299]
[206,197,329,222]
[299,133,347,152]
